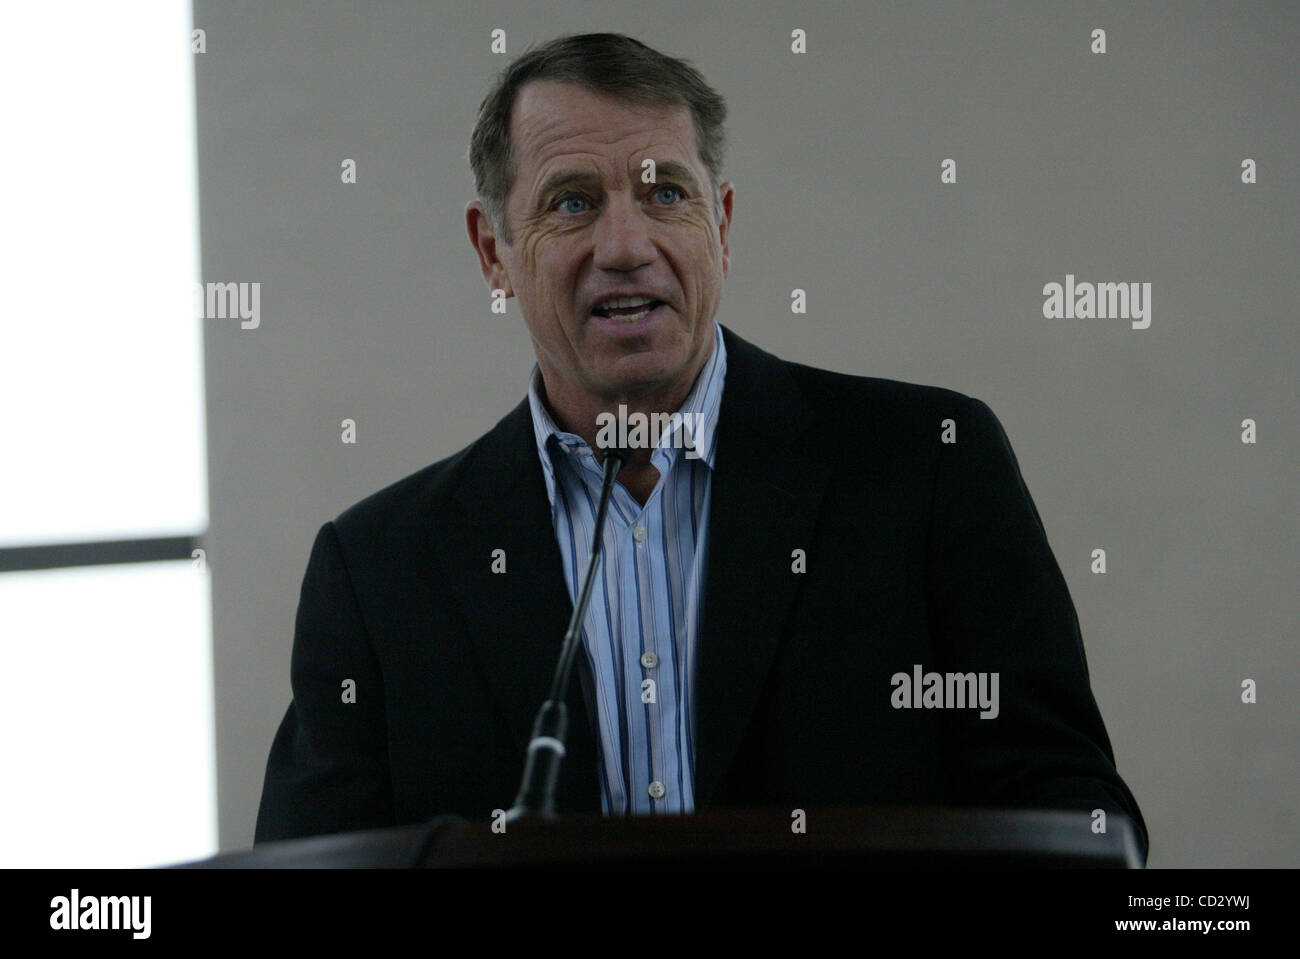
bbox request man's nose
[591,191,657,271]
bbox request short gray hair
[467,32,728,245]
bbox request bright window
[0,2,214,867]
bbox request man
[255,33,1148,861]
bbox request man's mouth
[590,296,666,323]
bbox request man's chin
[591,352,683,396]
[581,320,708,400]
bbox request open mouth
[590,299,666,323]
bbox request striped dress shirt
[526,322,727,815]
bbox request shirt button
[633,525,647,543]
[640,651,659,669]
[648,781,666,800]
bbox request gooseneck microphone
[504,443,630,822]
[406,441,631,864]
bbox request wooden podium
[177,806,1144,868]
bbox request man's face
[468,80,733,416]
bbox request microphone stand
[407,444,629,865]
[504,444,628,822]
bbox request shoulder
[719,324,1007,468]
[777,351,993,447]
[326,398,530,551]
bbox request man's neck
[539,335,715,477]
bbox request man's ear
[465,200,513,297]
[716,182,735,280]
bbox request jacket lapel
[436,400,603,815]
[693,325,830,806]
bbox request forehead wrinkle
[510,94,705,221]
[518,113,693,168]
[535,130,699,182]
[516,105,654,165]
[529,141,694,206]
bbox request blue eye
[556,194,590,214]
[553,187,682,214]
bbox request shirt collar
[527,321,728,505]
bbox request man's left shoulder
[779,353,983,444]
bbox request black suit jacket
[255,324,1148,861]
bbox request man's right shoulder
[325,397,531,546]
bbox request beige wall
[194,0,1300,865]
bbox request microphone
[504,442,632,822]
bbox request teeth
[597,295,654,310]
[610,308,651,322]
